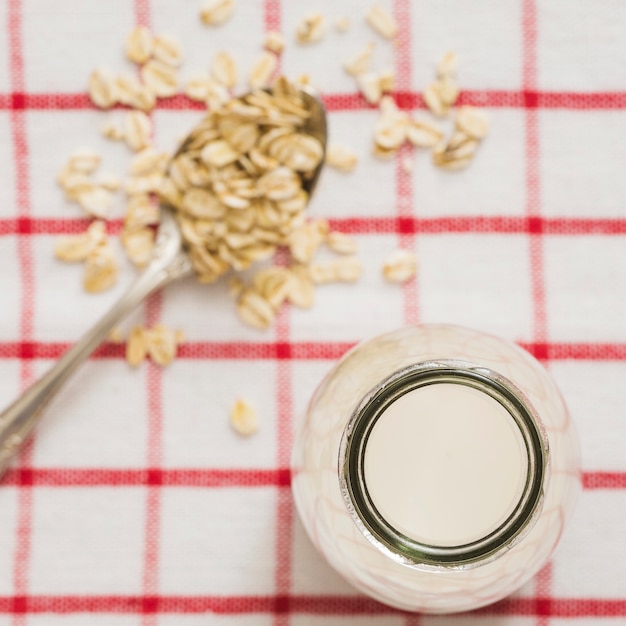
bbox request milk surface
[364,382,528,547]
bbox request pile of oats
[54,4,498,352]
[159,77,325,285]
[372,52,489,170]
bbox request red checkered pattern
[1,0,625,623]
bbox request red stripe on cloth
[132,3,162,624]
[261,1,293,619]
[0,468,617,490]
[521,1,555,623]
[1,467,292,488]
[4,89,626,111]
[3,340,626,362]
[7,1,35,625]
[583,472,626,489]
[1,594,626,616]
[393,0,419,330]
[5,215,626,237]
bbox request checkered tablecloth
[1,0,625,624]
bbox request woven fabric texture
[1,0,625,624]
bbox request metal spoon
[0,87,327,479]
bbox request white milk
[363,382,528,547]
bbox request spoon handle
[0,221,191,480]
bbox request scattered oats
[423,82,447,117]
[406,116,444,148]
[383,248,417,283]
[287,265,315,308]
[378,69,395,93]
[236,289,275,329]
[205,80,231,109]
[356,71,382,105]
[57,170,91,199]
[264,31,284,54]
[374,96,408,151]
[372,142,397,160]
[88,67,118,109]
[310,256,362,284]
[228,275,246,297]
[230,398,258,436]
[101,118,125,141]
[67,149,101,174]
[344,42,375,76]
[455,105,489,140]
[326,231,358,255]
[125,195,160,229]
[249,51,278,89]
[432,131,479,171]
[200,0,234,26]
[147,324,178,366]
[124,111,152,152]
[125,26,154,64]
[186,73,210,101]
[437,51,458,78]
[252,266,293,309]
[335,16,351,32]
[130,148,169,176]
[96,172,122,191]
[141,59,178,98]
[211,51,238,89]
[126,326,148,367]
[124,173,163,195]
[77,186,112,219]
[325,143,358,172]
[366,4,398,39]
[153,34,183,67]
[439,75,460,107]
[287,219,328,264]
[84,241,118,293]
[175,330,186,343]
[295,12,326,44]
[54,220,106,262]
[108,326,124,344]
[121,227,155,267]
[115,73,156,111]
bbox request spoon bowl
[0,84,327,479]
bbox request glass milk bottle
[291,325,580,613]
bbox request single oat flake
[125,26,154,64]
[455,106,489,140]
[295,12,326,44]
[124,111,152,152]
[147,324,179,366]
[88,68,118,109]
[383,249,418,283]
[126,326,148,367]
[264,31,285,54]
[230,399,258,436]
[200,0,234,26]
[325,144,358,173]
[84,242,118,293]
[365,4,398,39]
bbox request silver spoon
[0,87,327,479]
